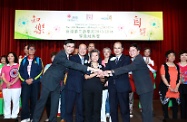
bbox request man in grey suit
[32,39,98,122]
[104,43,154,122]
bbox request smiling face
[88,43,95,53]
[167,53,175,62]
[113,42,123,57]
[1,57,6,64]
[64,43,75,55]
[103,48,111,59]
[144,49,151,57]
[28,46,36,55]
[7,53,15,63]
[180,53,187,62]
[90,52,99,63]
[78,44,87,56]
[129,46,140,58]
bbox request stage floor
[0,100,183,122]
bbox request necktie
[115,57,119,64]
[64,55,69,85]
[81,58,84,65]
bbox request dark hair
[7,52,18,63]
[0,55,7,64]
[0,55,7,60]
[90,49,100,58]
[64,39,75,45]
[27,44,35,50]
[144,47,151,52]
[165,50,175,58]
[88,42,95,46]
[129,43,141,51]
[50,52,57,58]
[179,50,187,56]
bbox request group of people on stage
[0,39,187,122]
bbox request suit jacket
[41,50,87,91]
[105,54,131,92]
[113,54,153,95]
[65,54,85,93]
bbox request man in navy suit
[32,40,98,122]
[105,43,154,122]
[105,42,131,122]
[65,44,87,122]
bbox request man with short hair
[32,39,98,122]
[65,44,87,122]
[105,42,131,122]
[105,43,154,122]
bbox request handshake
[87,67,114,77]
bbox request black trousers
[180,94,187,119]
[46,93,51,119]
[21,82,40,120]
[162,98,178,119]
[108,86,130,122]
[32,85,60,122]
[65,90,83,122]
[83,88,102,122]
[139,91,153,122]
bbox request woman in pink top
[178,50,187,119]
[1,52,21,119]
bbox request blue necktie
[81,58,84,65]
[115,57,119,64]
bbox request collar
[116,54,122,60]
[65,52,69,59]
[7,63,18,66]
[78,54,84,60]
[28,55,34,59]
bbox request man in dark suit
[65,44,87,122]
[105,43,154,122]
[32,39,98,122]
[105,42,131,122]
[84,42,95,63]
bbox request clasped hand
[88,67,113,77]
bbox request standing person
[143,48,157,87]
[1,52,21,119]
[0,55,7,86]
[141,48,157,111]
[32,39,99,122]
[19,45,29,64]
[104,43,154,122]
[43,52,57,122]
[178,50,187,119]
[159,50,180,119]
[83,49,105,122]
[0,55,7,115]
[19,44,43,122]
[85,42,96,63]
[65,44,87,122]
[104,42,131,122]
[101,47,112,122]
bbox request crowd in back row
[0,41,187,122]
